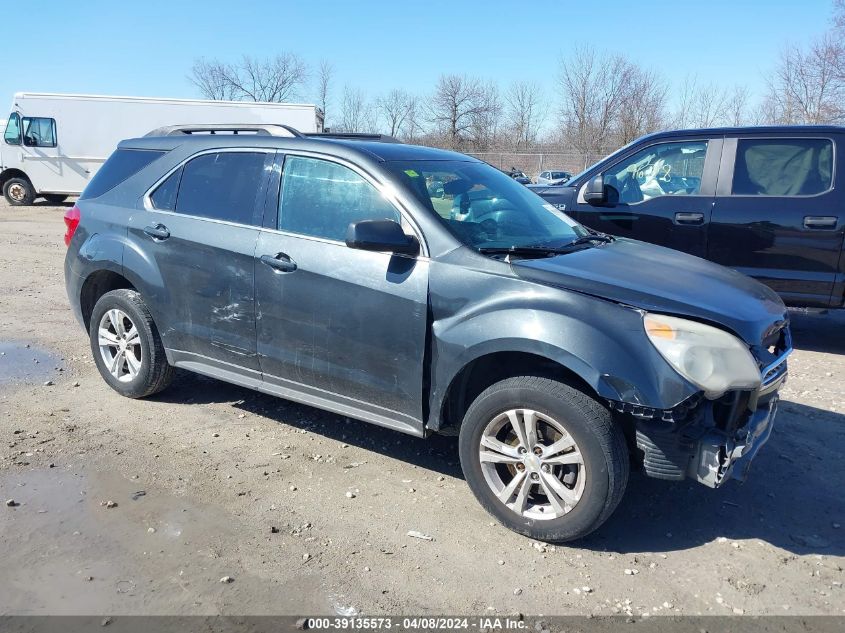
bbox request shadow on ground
[155,371,845,557]
[789,308,845,354]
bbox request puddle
[0,340,61,387]
[0,467,335,615]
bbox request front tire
[458,376,628,542]
[89,289,173,398]
[3,177,35,206]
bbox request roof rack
[144,123,304,137]
[303,132,402,144]
[143,124,404,144]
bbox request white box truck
[0,92,324,205]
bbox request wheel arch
[431,340,604,434]
[79,270,137,331]
[0,168,31,191]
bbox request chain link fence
[466,150,615,180]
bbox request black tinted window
[279,156,400,241]
[150,167,182,211]
[175,152,267,224]
[80,149,164,200]
[733,138,833,196]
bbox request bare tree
[470,81,503,150]
[401,95,425,143]
[674,75,729,128]
[429,75,487,149]
[557,45,634,166]
[376,89,413,137]
[338,86,375,133]
[725,85,750,126]
[316,59,334,125]
[765,35,845,124]
[189,54,309,102]
[188,59,240,101]
[505,81,546,148]
[617,68,667,144]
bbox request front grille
[760,327,792,388]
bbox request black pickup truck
[535,126,845,309]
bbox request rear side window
[732,138,833,196]
[174,152,267,225]
[80,149,164,200]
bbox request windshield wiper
[566,233,615,246]
[477,245,581,259]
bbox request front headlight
[644,313,761,399]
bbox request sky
[0,0,835,124]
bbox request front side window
[604,141,708,204]
[175,152,267,225]
[732,138,833,196]
[279,156,401,241]
[3,113,21,145]
[21,117,56,147]
[385,159,587,251]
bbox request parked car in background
[535,126,845,309]
[505,167,532,185]
[65,124,790,542]
[0,92,324,206]
[537,170,572,186]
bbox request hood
[512,238,787,345]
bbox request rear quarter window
[80,149,165,200]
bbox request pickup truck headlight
[644,313,761,399]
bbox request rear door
[708,135,844,307]
[570,137,721,258]
[254,153,429,433]
[127,149,274,371]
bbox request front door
[254,154,429,433]
[571,138,720,258]
[126,149,274,370]
[708,136,844,307]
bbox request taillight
[64,205,81,247]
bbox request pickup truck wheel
[3,177,35,206]
[459,376,628,542]
[89,289,173,398]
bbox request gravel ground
[1,199,843,616]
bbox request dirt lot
[1,199,843,617]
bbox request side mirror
[584,174,607,206]
[346,219,419,255]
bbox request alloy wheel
[98,309,142,383]
[479,408,586,520]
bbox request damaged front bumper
[612,330,791,489]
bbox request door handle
[260,253,297,273]
[803,215,838,229]
[143,223,170,240]
[674,212,704,225]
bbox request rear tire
[458,376,628,542]
[3,177,34,206]
[89,289,173,398]
[43,194,68,204]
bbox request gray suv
[64,125,791,542]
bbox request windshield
[385,159,587,251]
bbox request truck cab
[536,127,845,309]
